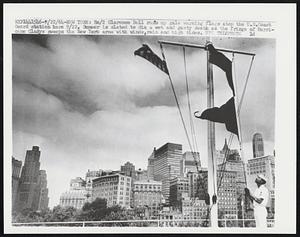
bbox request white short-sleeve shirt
[253,185,269,207]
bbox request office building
[217,170,238,219]
[121,161,136,179]
[219,160,246,193]
[186,168,208,200]
[147,148,156,180]
[152,143,182,204]
[252,133,265,158]
[181,197,207,220]
[132,180,162,216]
[92,173,132,208]
[180,151,200,176]
[17,146,41,211]
[12,157,22,211]
[169,177,189,208]
[60,190,88,209]
[85,169,103,201]
[35,170,49,211]
[60,177,87,209]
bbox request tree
[12,208,52,223]
[76,198,108,221]
[47,205,78,222]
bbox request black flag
[195,97,238,136]
[206,44,235,96]
[134,44,169,75]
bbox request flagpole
[206,41,218,228]
[231,53,249,219]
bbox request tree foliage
[12,198,137,223]
[76,198,109,221]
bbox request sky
[12,35,275,208]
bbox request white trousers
[254,206,267,228]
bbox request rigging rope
[182,46,201,171]
[238,56,255,113]
[232,53,248,187]
[159,43,255,226]
[183,47,199,154]
[159,43,198,170]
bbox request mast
[157,39,255,227]
[206,42,218,228]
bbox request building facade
[136,168,148,181]
[12,157,22,212]
[247,155,275,210]
[180,151,200,176]
[17,146,41,211]
[92,173,132,208]
[60,177,87,209]
[219,160,246,194]
[217,170,238,219]
[147,148,156,180]
[132,180,162,216]
[186,168,208,200]
[85,169,103,201]
[153,143,182,204]
[35,170,49,211]
[120,161,136,180]
[181,197,207,221]
[169,177,189,208]
[60,190,88,209]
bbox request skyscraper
[35,170,49,211]
[17,146,41,211]
[252,133,264,158]
[153,143,182,204]
[12,157,22,212]
[169,176,189,208]
[147,148,156,180]
[217,170,238,219]
[121,161,136,179]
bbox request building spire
[222,138,229,152]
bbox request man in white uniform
[245,174,269,228]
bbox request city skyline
[12,35,275,207]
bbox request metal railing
[12,219,274,228]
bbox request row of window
[134,185,161,190]
[120,177,131,182]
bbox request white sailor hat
[257,174,267,182]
